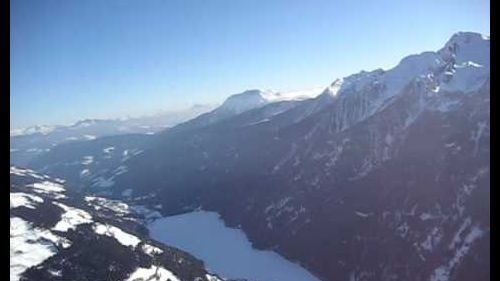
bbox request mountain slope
[28,133,153,194]
[10,167,223,281]
[23,32,490,281]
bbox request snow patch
[206,274,224,281]
[85,196,130,215]
[430,224,485,281]
[52,202,93,232]
[11,167,44,179]
[141,243,164,256]
[93,223,141,248]
[10,193,43,209]
[91,176,115,188]
[112,165,128,177]
[125,265,180,281]
[10,217,59,281]
[80,169,90,178]
[30,181,66,199]
[355,211,372,218]
[82,156,94,165]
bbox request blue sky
[11,0,489,128]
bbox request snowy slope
[10,167,224,281]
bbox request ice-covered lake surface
[148,211,321,281]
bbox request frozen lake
[147,211,320,281]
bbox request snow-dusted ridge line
[298,31,491,135]
[208,32,488,141]
[337,32,489,98]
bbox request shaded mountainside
[24,32,490,281]
[10,167,223,281]
[29,134,151,193]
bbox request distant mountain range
[10,104,217,137]
[10,104,215,166]
[17,32,490,281]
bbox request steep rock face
[236,80,490,281]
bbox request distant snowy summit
[218,87,325,115]
[218,90,272,115]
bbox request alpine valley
[13,32,490,281]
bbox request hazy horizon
[11,0,489,129]
[10,101,219,131]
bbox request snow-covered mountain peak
[218,89,272,114]
[434,32,490,93]
[442,32,489,50]
[321,78,344,97]
[337,68,385,94]
[304,31,491,133]
[219,87,326,116]
[330,32,489,101]
[439,31,490,67]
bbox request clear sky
[10,0,489,129]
